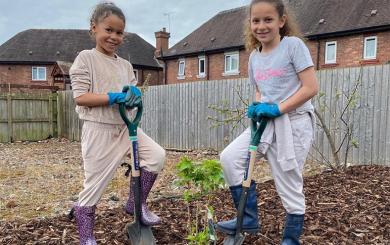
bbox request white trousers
[220,113,313,214]
[78,121,166,206]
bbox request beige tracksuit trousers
[78,121,165,206]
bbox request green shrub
[175,157,224,244]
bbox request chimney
[155,27,170,57]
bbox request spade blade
[125,222,156,245]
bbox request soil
[0,139,389,244]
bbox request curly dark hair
[89,1,126,36]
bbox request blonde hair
[244,0,302,51]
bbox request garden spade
[223,118,267,245]
[119,103,156,245]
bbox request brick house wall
[163,30,390,84]
[135,68,163,86]
[164,50,250,84]
[0,64,163,88]
[0,64,55,86]
[306,31,390,69]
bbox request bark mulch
[0,165,389,244]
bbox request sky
[0,0,251,47]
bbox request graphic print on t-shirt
[254,68,287,82]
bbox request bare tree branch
[314,67,362,170]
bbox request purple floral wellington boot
[125,168,161,226]
[74,205,97,245]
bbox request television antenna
[163,12,173,33]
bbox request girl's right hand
[107,92,127,105]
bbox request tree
[313,69,362,170]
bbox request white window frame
[133,69,139,81]
[363,36,377,60]
[223,51,239,75]
[32,67,47,81]
[178,59,185,79]
[325,41,337,64]
[197,55,206,78]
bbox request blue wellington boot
[216,181,259,235]
[281,213,304,245]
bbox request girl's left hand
[247,102,260,119]
[122,85,142,108]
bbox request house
[0,29,163,92]
[157,0,390,84]
[157,8,248,84]
[294,0,390,69]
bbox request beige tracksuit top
[70,48,137,124]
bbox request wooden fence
[56,78,253,150]
[2,64,390,165]
[56,64,390,165]
[0,93,57,142]
[313,64,390,166]
[141,64,390,166]
[57,92,82,141]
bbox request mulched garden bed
[1,165,389,244]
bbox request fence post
[48,93,54,137]
[57,92,63,138]
[7,94,12,142]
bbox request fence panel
[55,64,390,165]
[56,91,83,141]
[0,93,57,142]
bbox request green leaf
[351,139,359,148]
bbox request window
[224,51,239,74]
[363,36,377,60]
[198,56,206,77]
[325,41,337,64]
[32,67,46,81]
[133,69,139,81]
[178,59,185,77]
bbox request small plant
[175,157,224,244]
[176,157,224,201]
[186,225,210,245]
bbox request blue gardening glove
[122,85,142,108]
[254,103,282,118]
[247,102,260,119]
[107,92,126,105]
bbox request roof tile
[0,29,161,68]
[164,0,390,57]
